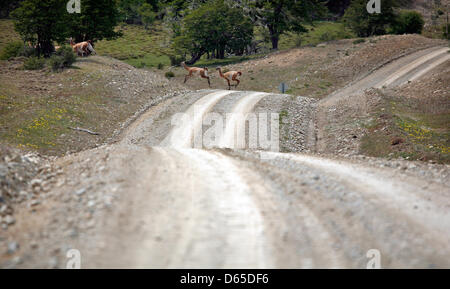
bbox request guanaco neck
[217,68,225,78]
[182,62,190,71]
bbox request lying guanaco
[216,67,242,90]
[70,38,96,57]
[181,62,210,87]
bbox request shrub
[55,45,76,67]
[165,71,175,78]
[0,41,23,60]
[18,45,37,57]
[393,11,424,34]
[48,46,76,71]
[23,57,45,70]
[319,31,333,42]
[48,55,64,71]
[157,63,164,69]
[138,3,156,30]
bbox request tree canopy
[138,3,157,29]
[11,0,68,56]
[67,0,121,43]
[342,0,398,37]
[246,0,326,49]
[174,0,253,63]
[11,0,121,56]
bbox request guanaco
[181,62,211,87]
[216,67,242,90]
[70,38,96,57]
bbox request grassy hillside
[278,21,355,49]
[0,19,20,51]
[96,21,355,69]
[360,63,450,163]
[0,56,181,155]
[95,23,172,68]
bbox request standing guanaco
[216,67,242,90]
[181,62,211,87]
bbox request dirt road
[315,46,450,153]
[2,46,449,269]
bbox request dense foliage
[174,0,253,63]
[5,0,441,64]
[342,0,398,37]
[11,0,68,56]
[246,0,327,49]
[66,0,121,43]
[10,0,120,56]
[393,10,425,35]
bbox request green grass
[95,23,172,68]
[125,53,170,68]
[94,21,354,69]
[196,53,264,67]
[279,21,355,49]
[360,94,450,163]
[0,87,84,151]
[0,20,173,69]
[0,20,21,52]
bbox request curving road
[94,45,450,268]
[7,46,450,269]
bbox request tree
[138,3,156,29]
[174,0,253,63]
[343,0,398,37]
[67,0,121,43]
[117,0,145,24]
[245,0,326,50]
[0,0,23,18]
[11,0,68,56]
[325,0,351,18]
[393,10,424,34]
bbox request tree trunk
[268,25,279,50]
[271,35,279,50]
[40,40,54,57]
[218,49,225,59]
[185,51,204,65]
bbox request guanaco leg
[232,76,240,88]
[200,74,211,87]
[225,78,232,90]
[184,72,193,83]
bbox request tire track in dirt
[219,92,269,149]
[315,46,450,153]
[163,90,235,147]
